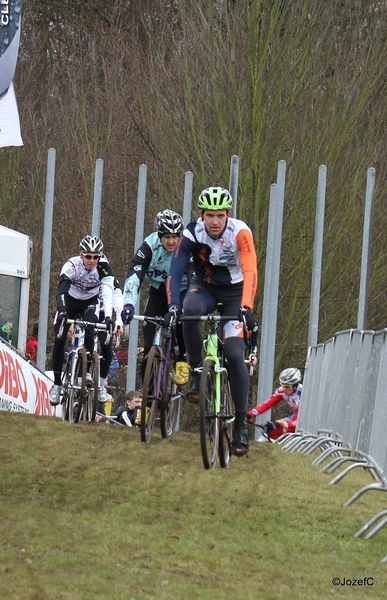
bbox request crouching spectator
[115,390,142,427]
[247,368,302,440]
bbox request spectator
[0,303,6,328]
[0,321,12,343]
[115,390,143,426]
[247,368,302,440]
[26,321,39,363]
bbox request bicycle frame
[181,312,237,469]
[202,318,228,414]
[58,318,109,423]
[134,315,182,442]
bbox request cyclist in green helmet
[166,186,258,456]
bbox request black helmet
[155,209,184,235]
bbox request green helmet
[198,186,233,211]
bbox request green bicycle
[182,311,243,469]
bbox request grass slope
[0,412,386,599]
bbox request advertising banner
[0,0,23,147]
[0,338,60,418]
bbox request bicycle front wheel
[85,351,99,422]
[200,360,219,469]
[160,363,180,439]
[218,370,233,469]
[141,347,160,443]
[69,347,87,424]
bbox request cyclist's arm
[113,283,124,328]
[236,228,258,309]
[98,263,115,318]
[56,274,71,309]
[249,392,282,416]
[123,240,152,306]
[167,234,192,308]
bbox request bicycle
[181,310,246,470]
[57,317,109,423]
[134,315,186,443]
[247,419,272,442]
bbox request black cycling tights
[182,285,249,414]
[52,296,98,385]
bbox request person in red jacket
[248,368,302,440]
[26,321,39,364]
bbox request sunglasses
[82,254,100,261]
[282,384,293,389]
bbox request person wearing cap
[247,368,303,440]
[166,186,258,457]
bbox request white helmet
[80,235,104,254]
[279,368,302,386]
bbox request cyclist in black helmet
[167,187,258,457]
[49,235,115,406]
[121,209,192,380]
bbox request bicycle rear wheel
[141,347,160,443]
[160,358,180,439]
[69,347,87,424]
[85,351,99,422]
[218,370,233,469]
[199,360,219,469]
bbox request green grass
[0,412,386,599]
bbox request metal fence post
[126,164,147,391]
[308,164,327,348]
[357,167,375,330]
[37,148,56,372]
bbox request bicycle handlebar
[57,318,110,343]
[132,315,164,324]
[180,315,239,322]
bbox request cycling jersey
[167,217,257,309]
[57,255,114,319]
[249,383,303,417]
[123,231,189,306]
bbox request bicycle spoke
[141,347,160,443]
[69,347,87,424]
[218,370,233,469]
[200,360,218,469]
[160,354,181,439]
[85,351,99,422]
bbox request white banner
[0,338,60,418]
[0,81,23,147]
[0,0,23,147]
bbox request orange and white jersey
[168,217,257,309]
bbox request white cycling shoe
[49,384,61,406]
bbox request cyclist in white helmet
[166,186,258,457]
[248,368,303,440]
[49,235,115,406]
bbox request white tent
[0,224,32,352]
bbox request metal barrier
[279,327,387,562]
